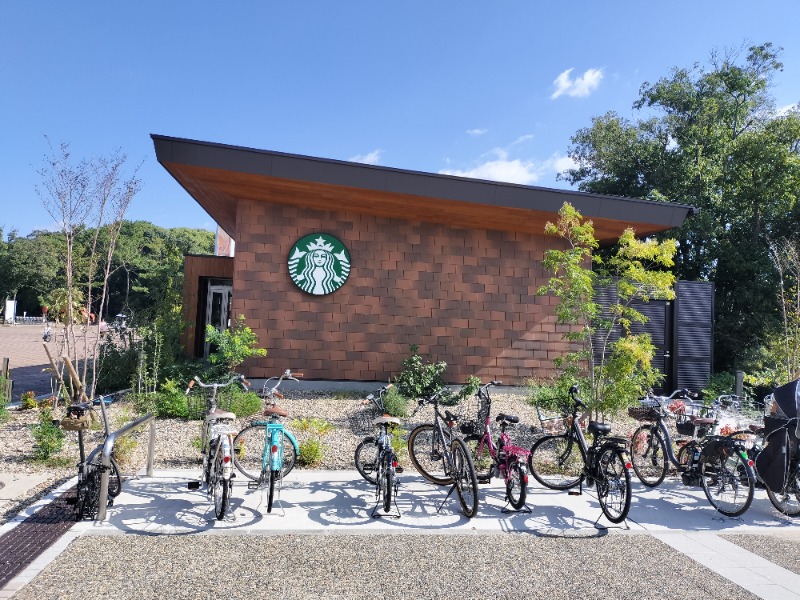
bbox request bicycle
[185,374,247,520]
[42,320,52,342]
[353,384,403,517]
[527,385,632,524]
[233,369,302,513]
[461,380,529,511]
[629,392,756,517]
[628,388,705,487]
[61,400,123,521]
[406,387,480,518]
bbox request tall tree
[562,42,800,372]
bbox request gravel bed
[11,533,758,600]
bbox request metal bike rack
[96,412,156,522]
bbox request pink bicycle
[462,381,530,511]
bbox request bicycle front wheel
[463,434,493,482]
[451,438,479,518]
[212,452,230,521]
[596,448,632,523]
[506,460,527,510]
[77,467,102,521]
[528,434,582,490]
[766,468,800,516]
[407,424,453,485]
[700,449,755,517]
[233,425,297,481]
[354,436,379,484]
[630,425,668,487]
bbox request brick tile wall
[233,199,569,385]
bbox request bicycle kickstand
[436,482,459,515]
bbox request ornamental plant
[537,202,677,415]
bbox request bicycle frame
[252,418,299,473]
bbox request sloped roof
[152,134,695,244]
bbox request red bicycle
[462,381,530,511]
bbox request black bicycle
[407,387,480,518]
[527,385,632,524]
[629,393,756,517]
[354,385,403,517]
[61,401,123,521]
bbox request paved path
[0,469,798,599]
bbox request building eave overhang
[152,134,695,245]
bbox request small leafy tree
[205,314,267,375]
[537,202,677,414]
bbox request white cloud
[439,149,575,186]
[466,128,488,136]
[551,67,604,99]
[777,103,798,116]
[349,149,383,165]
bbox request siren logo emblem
[288,234,351,295]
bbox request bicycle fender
[283,429,300,454]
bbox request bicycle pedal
[247,481,262,490]
[477,475,492,484]
[567,490,581,496]
[395,466,404,474]
[187,481,201,490]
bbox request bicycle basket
[457,391,489,437]
[675,414,695,436]
[628,406,660,422]
[536,405,567,434]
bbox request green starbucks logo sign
[288,233,351,295]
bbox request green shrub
[226,387,261,418]
[526,377,568,412]
[298,438,323,467]
[30,407,65,461]
[20,391,38,410]
[0,375,9,422]
[96,342,138,394]
[383,385,409,417]
[394,345,448,401]
[154,379,188,418]
[290,417,334,436]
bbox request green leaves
[539,202,675,413]
[205,314,267,374]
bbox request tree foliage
[537,203,677,414]
[561,42,800,372]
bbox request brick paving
[0,324,59,401]
[0,488,76,589]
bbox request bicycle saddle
[496,413,519,424]
[372,415,402,426]
[264,403,288,417]
[208,408,236,420]
[587,421,611,436]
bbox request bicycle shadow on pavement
[90,474,268,535]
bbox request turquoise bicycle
[232,369,301,512]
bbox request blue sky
[2,1,799,237]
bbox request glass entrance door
[204,283,232,358]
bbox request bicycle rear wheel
[407,424,453,485]
[700,449,754,517]
[382,453,395,513]
[765,468,800,516]
[630,425,667,487]
[451,438,479,518]
[354,436,379,484]
[233,425,297,481]
[506,460,527,510]
[212,452,230,520]
[267,469,279,513]
[528,434,582,490]
[596,448,632,523]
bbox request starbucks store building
[152,134,695,386]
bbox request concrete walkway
[0,468,798,599]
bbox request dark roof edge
[151,134,696,226]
